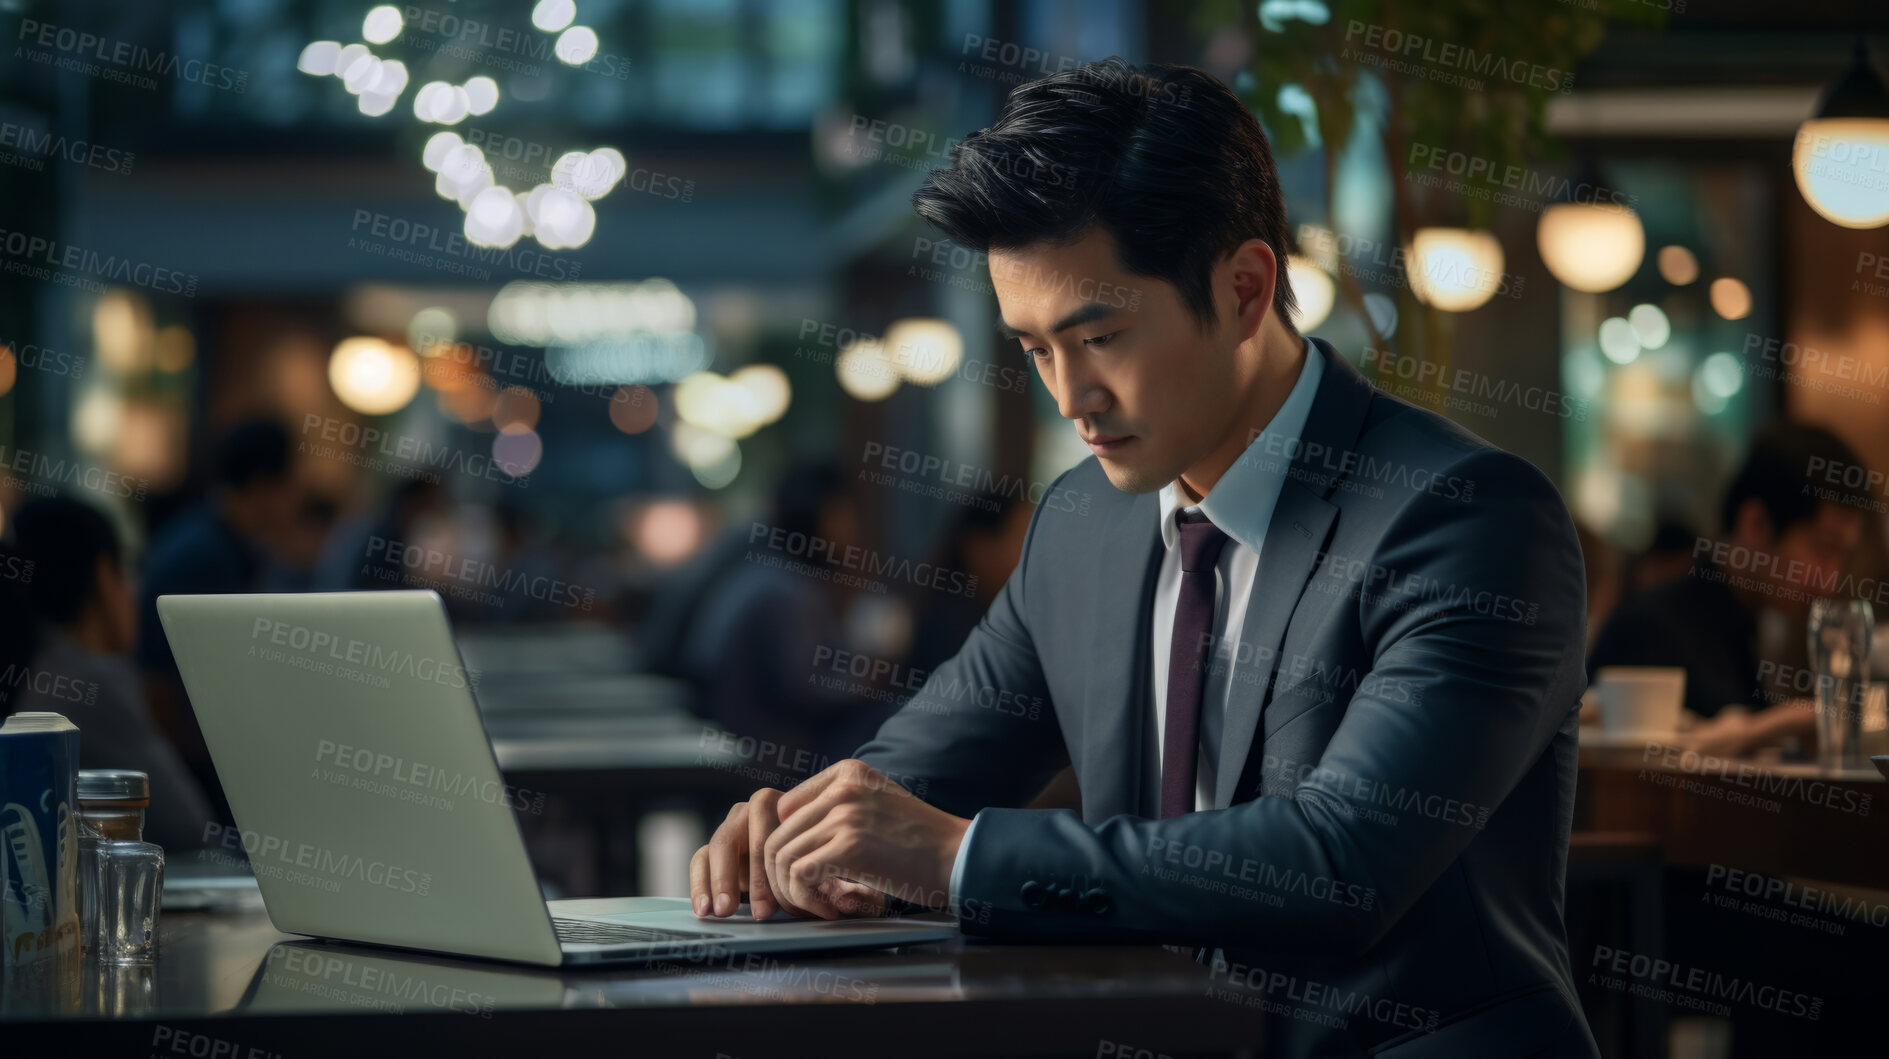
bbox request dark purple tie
[1162,508,1230,818]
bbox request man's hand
[762,759,970,920]
[689,779,900,920]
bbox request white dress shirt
[947,338,1324,900]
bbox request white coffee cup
[1593,666,1686,736]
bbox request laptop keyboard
[552,917,733,946]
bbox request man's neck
[1178,325,1308,502]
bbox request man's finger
[705,804,748,917]
[747,789,804,920]
[776,757,876,819]
[688,846,710,918]
[771,815,847,919]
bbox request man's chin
[1096,458,1170,495]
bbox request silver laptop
[157,590,956,967]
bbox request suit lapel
[1213,479,1337,808]
[1084,490,1163,822]
[1212,338,1376,809]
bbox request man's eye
[1023,346,1050,362]
[1083,332,1119,347]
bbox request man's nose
[1053,356,1109,421]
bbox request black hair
[912,57,1297,333]
[11,495,122,626]
[215,418,291,490]
[1720,423,1869,536]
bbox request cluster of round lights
[296,41,408,116]
[833,318,965,401]
[423,136,623,249]
[413,77,500,125]
[673,366,791,440]
[296,4,625,252]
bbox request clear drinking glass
[76,769,162,961]
[1808,597,1874,772]
[92,840,164,965]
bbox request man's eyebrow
[995,302,1120,341]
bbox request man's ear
[1224,238,1278,343]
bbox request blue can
[1,712,81,974]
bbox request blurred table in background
[1575,734,1888,889]
[453,625,753,898]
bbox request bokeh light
[328,337,421,415]
[609,385,660,434]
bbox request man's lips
[1084,433,1134,453]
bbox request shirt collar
[1159,336,1325,554]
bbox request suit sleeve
[853,479,1071,820]
[949,449,1585,957]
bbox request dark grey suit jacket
[856,338,1598,1057]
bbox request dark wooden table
[2,908,1267,1058]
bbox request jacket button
[1055,887,1078,912]
[1079,888,1112,916]
[1020,881,1048,909]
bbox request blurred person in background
[902,490,1033,676]
[315,477,448,592]
[136,417,298,816]
[1627,518,1700,594]
[660,463,890,767]
[261,491,342,592]
[11,496,216,850]
[1589,423,1872,756]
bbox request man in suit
[691,58,1594,1056]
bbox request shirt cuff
[948,810,982,910]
